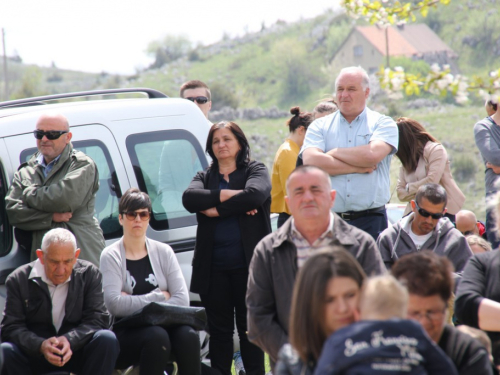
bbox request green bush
[210,82,239,110]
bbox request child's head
[359,275,409,320]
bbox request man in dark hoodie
[377,183,472,272]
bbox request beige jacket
[397,141,465,215]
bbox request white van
[0,88,210,318]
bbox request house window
[353,45,363,57]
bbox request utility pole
[2,28,9,100]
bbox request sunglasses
[121,211,151,221]
[414,201,444,220]
[33,130,69,140]
[185,96,209,104]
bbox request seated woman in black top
[100,188,200,375]
[183,121,272,375]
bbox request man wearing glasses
[377,183,472,272]
[180,80,212,119]
[5,113,105,266]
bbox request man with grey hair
[246,165,384,369]
[0,228,119,375]
[6,112,105,266]
[302,66,398,240]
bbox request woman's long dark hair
[396,117,438,173]
[206,121,250,170]
[289,247,366,363]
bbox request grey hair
[335,66,370,91]
[41,228,77,254]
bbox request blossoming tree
[339,0,500,104]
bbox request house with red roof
[331,24,457,74]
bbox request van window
[126,130,208,230]
[0,162,12,256]
[20,140,122,240]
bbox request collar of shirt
[29,259,71,332]
[339,107,367,125]
[36,153,62,177]
[29,258,71,287]
[290,212,335,246]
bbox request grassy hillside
[129,10,352,110]
[129,0,499,110]
[0,60,123,101]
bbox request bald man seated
[455,210,487,240]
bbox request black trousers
[200,267,264,375]
[0,330,119,375]
[114,324,201,375]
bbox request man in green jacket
[5,113,105,266]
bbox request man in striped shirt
[247,165,384,367]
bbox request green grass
[231,354,271,375]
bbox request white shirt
[408,227,433,250]
[29,259,71,332]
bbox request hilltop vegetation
[130,9,352,110]
[129,0,500,109]
[0,59,128,101]
[418,0,500,75]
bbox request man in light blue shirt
[302,66,398,239]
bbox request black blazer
[182,160,271,294]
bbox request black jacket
[182,160,271,294]
[438,325,493,375]
[0,259,111,358]
[275,344,314,375]
[455,250,500,364]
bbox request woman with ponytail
[271,107,314,228]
